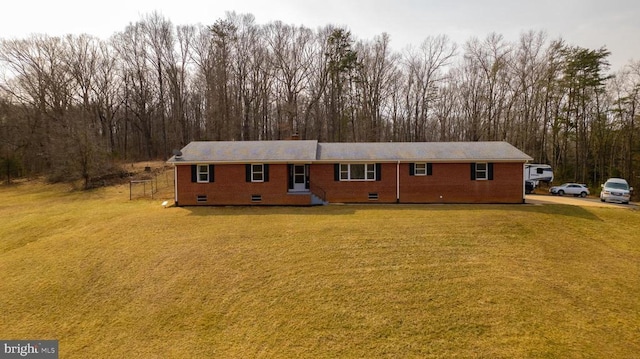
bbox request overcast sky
[1,0,638,71]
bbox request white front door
[293,165,307,191]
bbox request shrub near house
[167,141,532,206]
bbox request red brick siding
[310,162,524,204]
[309,164,397,203]
[175,161,525,205]
[175,164,311,206]
[398,162,524,203]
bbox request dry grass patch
[1,179,639,358]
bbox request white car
[549,183,590,197]
[600,178,632,204]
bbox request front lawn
[1,180,639,358]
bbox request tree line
[0,12,638,190]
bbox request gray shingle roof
[316,142,532,162]
[167,141,532,163]
[168,140,318,163]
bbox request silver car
[600,178,632,204]
[549,183,590,197]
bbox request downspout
[522,162,526,204]
[397,161,400,203]
[174,164,178,205]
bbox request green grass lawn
[1,178,639,358]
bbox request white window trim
[251,163,264,182]
[197,164,209,183]
[340,163,376,181]
[475,162,488,181]
[414,163,428,176]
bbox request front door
[293,165,307,191]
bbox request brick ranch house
[167,141,533,206]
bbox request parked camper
[524,164,554,186]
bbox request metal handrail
[309,182,327,203]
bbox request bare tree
[229,12,263,140]
[355,33,400,141]
[463,33,512,141]
[93,39,123,155]
[403,34,457,141]
[143,12,174,159]
[63,34,109,188]
[113,22,156,159]
[607,61,640,183]
[265,21,315,139]
[508,30,550,159]
[0,96,24,183]
[0,35,76,177]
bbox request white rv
[525,164,554,186]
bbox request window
[340,164,349,180]
[471,163,493,181]
[410,163,433,176]
[192,164,214,183]
[252,164,264,182]
[197,195,207,202]
[368,192,379,200]
[246,164,269,182]
[197,165,209,183]
[251,194,262,202]
[475,162,488,180]
[339,164,376,181]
